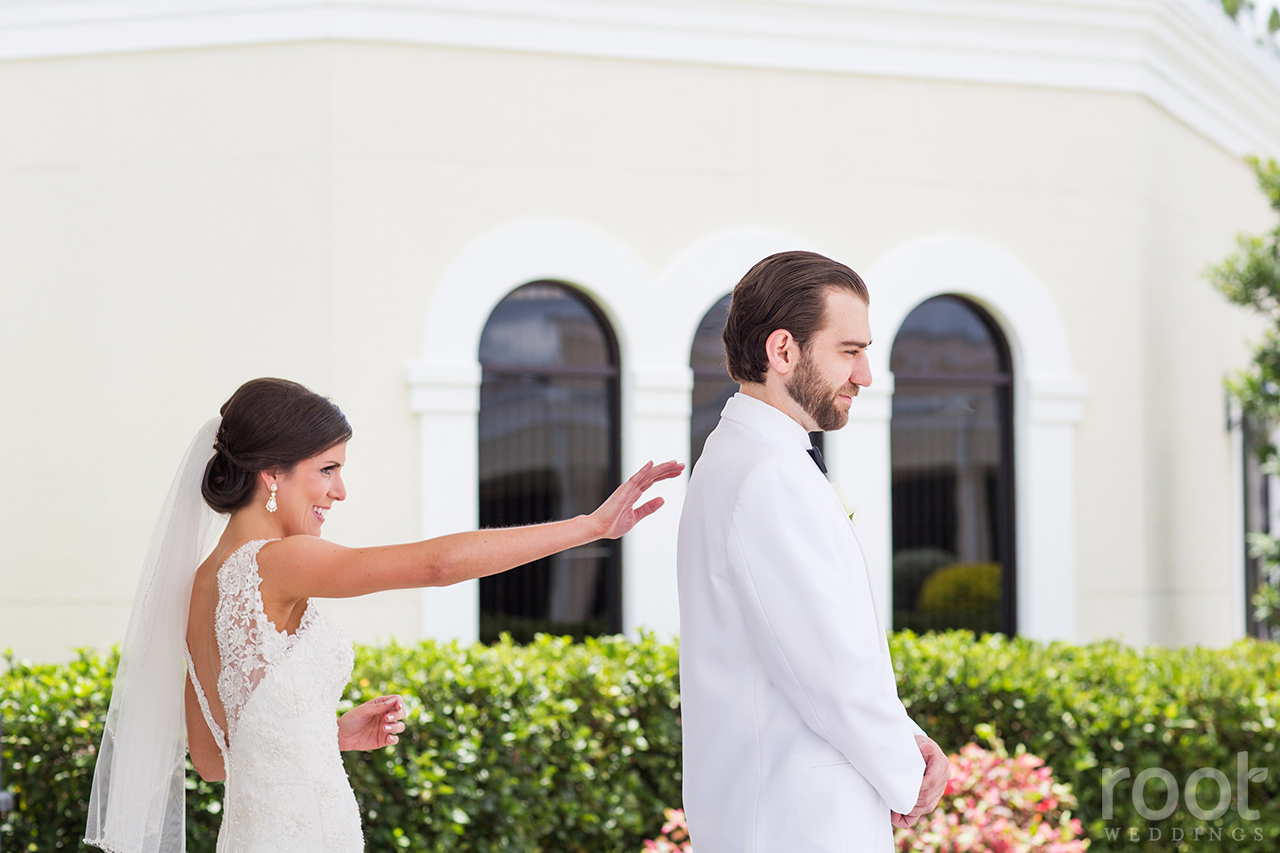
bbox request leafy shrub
[892,632,1280,852]
[340,634,681,853]
[4,633,1280,852]
[895,726,1088,852]
[917,562,1002,615]
[641,734,1088,853]
[2,634,679,853]
[892,548,958,614]
[904,562,1003,634]
[0,649,222,852]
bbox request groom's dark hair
[723,250,869,384]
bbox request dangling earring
[266,483,278,513]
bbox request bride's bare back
[184,536,364,851]
[185,525,318,780]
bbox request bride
[84,378,683,853]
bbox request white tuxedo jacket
[677,393,926,852]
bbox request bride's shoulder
[256,535,341,569]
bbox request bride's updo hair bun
[202,378,353,513]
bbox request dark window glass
[890,296,1015,635]
[477,282,621,643]
[691,295,735,467]
[1243,416,1274,640]
[690,293,822,467]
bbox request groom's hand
[891,736,951,828]
[337,695,407,751]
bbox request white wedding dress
[186,539,365,852]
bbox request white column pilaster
[1018,375,1087,642]
[622,366,693,640]
[827,376,896,629]
[408,361,482,643]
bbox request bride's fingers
[598,460,684,531]
[621,460,682,488]
[631,497,665,522]
[626,460,655,484]
[383,695,406,715]
[647,460,684,480]
[631,460,684,493]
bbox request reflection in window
[690,295,735,467]
[1243,416,1276,640]
[890,296,1015,635]
[689,293,822,467]
[477,282,621,642]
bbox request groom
[676,251,949,851]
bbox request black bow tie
[807,445,827,474]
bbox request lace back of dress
[215,540,276,745]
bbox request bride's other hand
[338,695,407,751]
[589,460,685,540]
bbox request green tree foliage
[1216,1,1280,52]
[1206,156,1280,636]
[1221,0,1256,22]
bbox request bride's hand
[337,695,407,752]
[588,460,685,540]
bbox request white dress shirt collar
[721,392,816,452]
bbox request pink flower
[643,739,1088,853]
[640,808,693,853]
[894,739,1090,853]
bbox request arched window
[890,295,1015,635]
[477,282,621,642]
[689,293,822,467]
[690,294,735,467]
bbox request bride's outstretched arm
[258,460,683,601]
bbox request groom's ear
[764,328,800,377]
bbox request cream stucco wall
[1132,103,1273,646]
[0,27,1272,659]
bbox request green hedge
[3,633,1280,852]
[1,635,680,853]
[891,632,1280,852]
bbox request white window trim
[841,234,1088,642]
[412,224,1086,643]
[409,219,657,641]
[408,221,819,641]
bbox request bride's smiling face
[270,443,348,537]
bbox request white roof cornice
[3,0,1280,156]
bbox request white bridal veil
[85,417,226,853]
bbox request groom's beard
[786,351,854,432]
